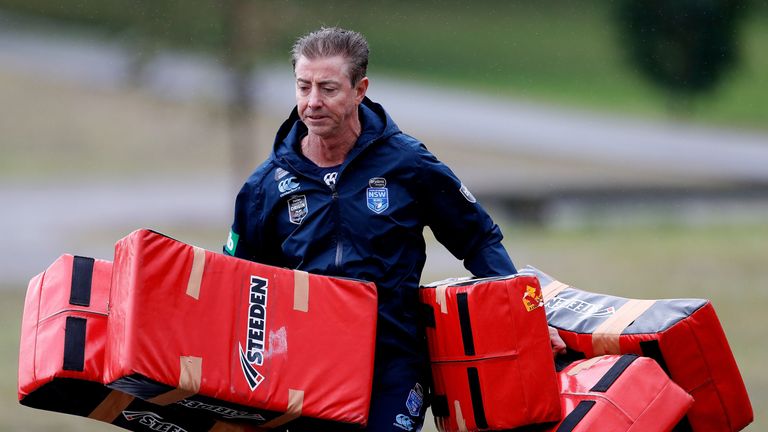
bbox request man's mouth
[304,111,328,120]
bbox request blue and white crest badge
[405,383,424,416]
[367,177,389,214]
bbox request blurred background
[1,0,765,430]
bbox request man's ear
[355,77,369,104]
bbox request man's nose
[307,87,323,108]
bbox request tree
[2,0,294,180]
[617,0,747,112]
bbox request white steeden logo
[122,411,187,432]
[240,275,268,391]
[176,400,266,421]
[546,296,616,317]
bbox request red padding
[548,355,693,432]
[531,266,753,432]
[420,275,561,431]
[104,229,378,429]
[18,254,111,398]
[17,254,257,432]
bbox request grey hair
[291,27,369,86]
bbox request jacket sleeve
[224,180,263,261]
[414,143,517,277]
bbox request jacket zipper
[281,157,345,272]
[329,182,343,271]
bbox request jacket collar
[272,97,400,176]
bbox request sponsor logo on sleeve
[225,230,239,255]
[239,275,268,391]
[459,183,477,203]
[367,177,389,214]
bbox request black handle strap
[456,292,475,356]
[556,400,596,432]
[467,367,488,429]
[590,354,639,392]
[63,316,87,371]
[70,256,95,306]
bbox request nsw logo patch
[367,177,389,214]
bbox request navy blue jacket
[225,97,516,361]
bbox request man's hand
[549,325,567,357]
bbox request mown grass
[2,222,765,431]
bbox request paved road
[0,176,464,285]
[0,177,232,284]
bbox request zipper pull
[324,172,339,196]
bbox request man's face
[295,55,368,139]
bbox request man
[225,27,564,432]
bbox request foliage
[616,0,748,103]
[0,0,226,49]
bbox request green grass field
[2,222,765,431]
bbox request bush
[617,0,748,102]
